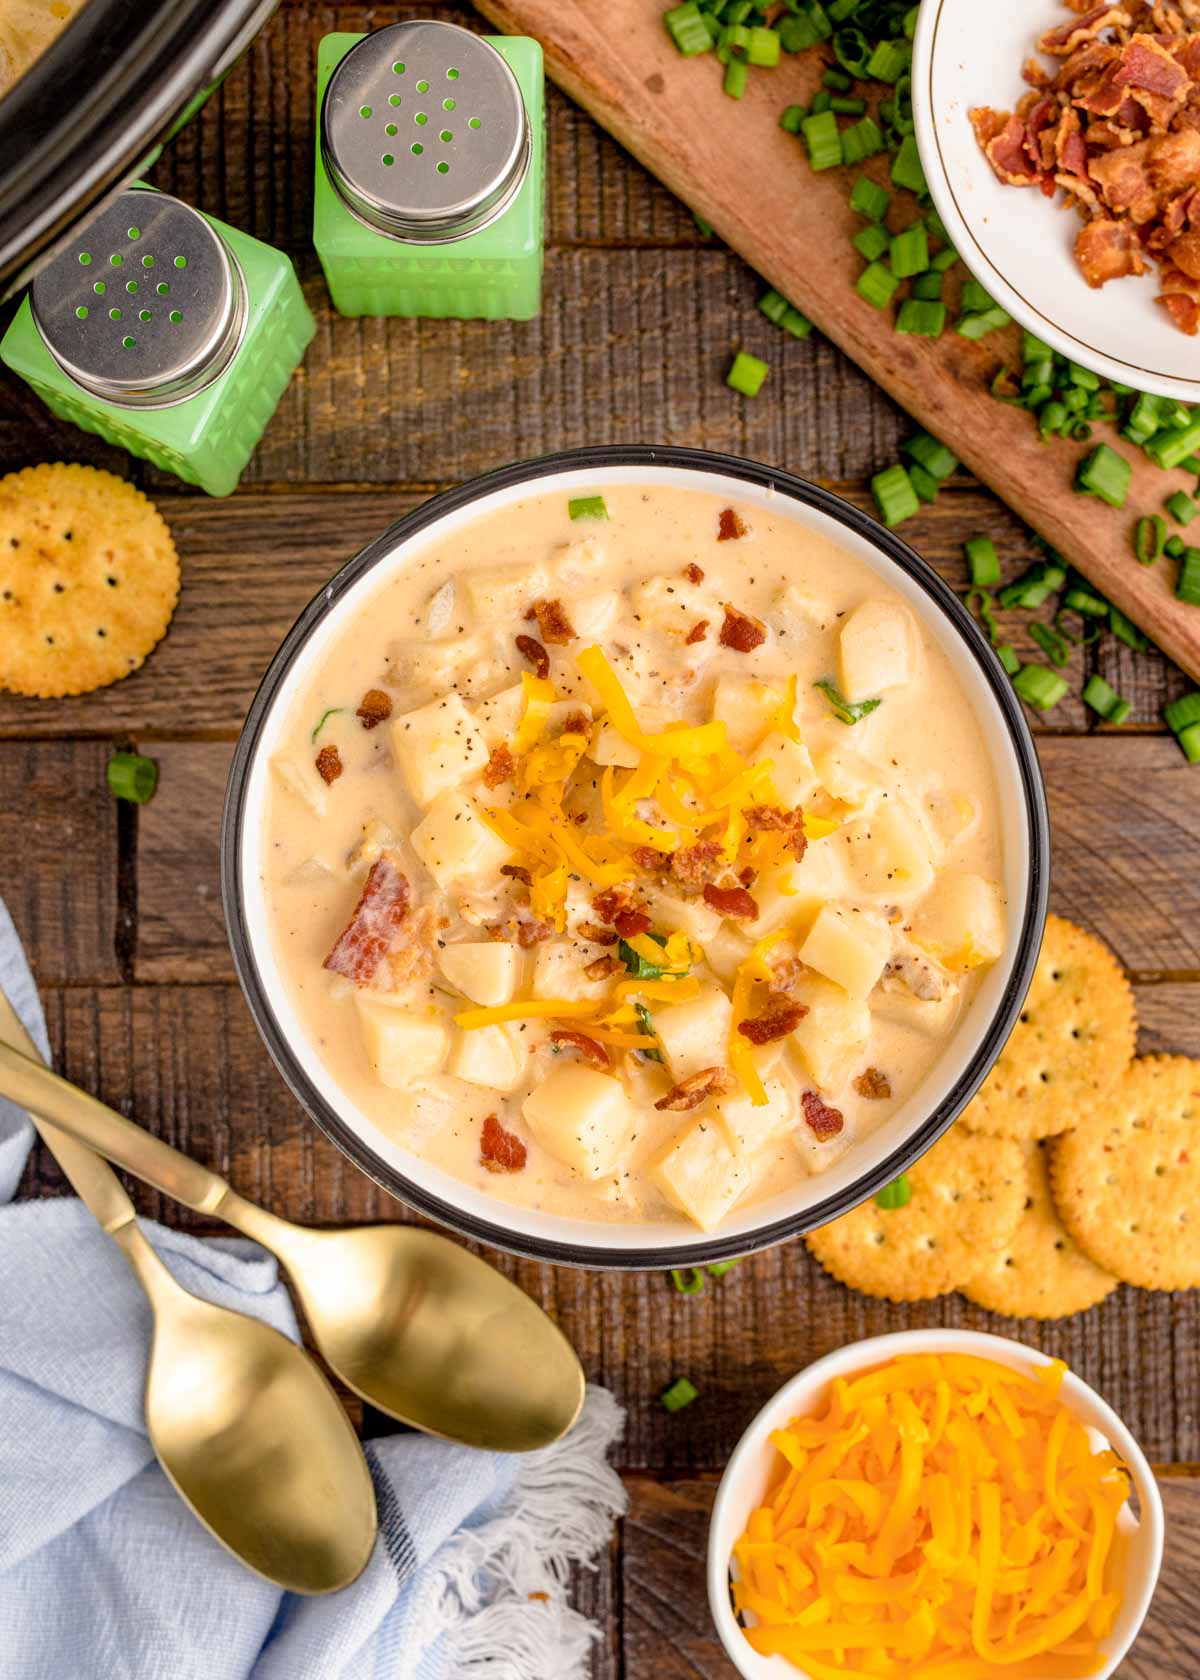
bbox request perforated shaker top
[321,21,530,243]
[30,187,246,409]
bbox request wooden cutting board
[476,0,1200,683]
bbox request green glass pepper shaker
[0,185,314,498]
[314,20,544,320]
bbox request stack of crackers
[807,915,1200,1318]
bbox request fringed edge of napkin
[412,1385,627,1680]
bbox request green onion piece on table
[569,495,609,521]
[996,643,1021,676]
[823,66,853,91]
[889,225,929,279]
[891,133,927,193]
[1013,665,1070,711]
[904,432,958,480]
[1178,722,1200,764]
[723,55,748,97]
[871,462,920,527]
[780,306,813,339]
[908,462,940,504]
[1178,547,1200,606]
[854,224,891,263]
[1107,698,1133,726]
[895,299,945,337]
[1075,444,1131,508]
[1165,692,1200,734]
[815,677,883,725]
[965,536,1001,587]
[960,278,994,314]
[746,25,780,65]
[850,176,889,221]
[1067,360,1101,391]
[966,588,999,644]
[663,1,713,55]
[857,262,900,310]
[831,95,867,115]
[726,350,769,397]
[669,1268,705,1296]
[1166,534,1186,560]
[956,307,1012,340]
[1147,418,1200,470]
[1030,622,1070,668]
[998,561,1066,610]
[1082,675,1119,719]
[931,246,959,272]
[1167,491,1197,526]
[1109,605,1149,650]
[866,37,908,81]
[809,89,834,114]
[106,751,158,805]
[802,110,843,171]
[875,1173,912,1210]
[1062,584,1109,619]
[841,116,885,164]
[661,1377,699,1412]
[1135,515,1166,565]
[779,103,806,133]
[706,1259,742,1278]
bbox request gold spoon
[0,1032,585,1453]
[0,992,376,1594]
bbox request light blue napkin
[0,900,624,1680]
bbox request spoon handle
[0,1037,236,1219]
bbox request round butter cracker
[1050,1055,1200,1292]
[959,915,1135,1141]
[0,464,179,698]
[805,1124,1028,1302]
[963,1140,1118,1319]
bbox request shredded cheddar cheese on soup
[731,1354,1129,1680]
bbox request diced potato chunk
[787,976,872,1094]
[355,996,448,1089]
[532,939,612,1002]
[391,693,490,809]
[447,1022,528,1093]
[872,983,961,1037]
[471,684,524,748]
[716,1077,793,1156]
[798,904,892,998]
[702,924,753,986]
[571,590,620,640]
[460,562,547,620]
[411,791,513,888]
[522,1065,636,1179]
[387,633,494,699]
[812,744,885,807]
[588,721,641,769]
[554,534,607,586]
[652,1118,763,1232]
[651,987,733,1081]
[438,941,520,1007]
[271,753,328,819]
[646,885,724,944]
[710,674,785,756]
[913,873,1006,971]
[837,800,935,898]
[768,582,837,642]
[751,838,844,933]
[629,573,712,638]
[839,598,914,702]
[755,732,820,807]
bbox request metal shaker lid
[320,21,530,244]
[30,186,247,409]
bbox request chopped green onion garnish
[1164,692,1200,734]
[966,588,999,645]
[757,287,789,325]
[1178,721,1200,764]
[889,224,929,279]
[692,212,714,240]
[1012,664,1069,711]
[875,1173,911,1210]
[661,1376,699,1412]
[833,22,872,73]
[866,36,908,81]
[815,677,882,725]
[871,462,920,527]
[997,560,1066,611]
[569,495,609,521]
[904,432,958,480]
[854,224,891,263]
[726,349,768,397]
[823,65,853,92]
[956,307,1011,340]
[106,751,158,804]
[310,706,345,742]
[857,261,900,310]
[1178,546,1200,607]
[1135,515,1166,565]
[1082,675,1119,719]
[831,94,866,114]
[996,643,1021,676]
[1067,360,1101,391]
[706,1259,742,1277]
[931,246,959,272]
[891,133,926,193]
[723,55,748,97]
[780,305,813,339]
[841,116,885,163]
[1167,490,1197,526]
[960,278,995,314]
[779,103,806,133]
[1107,698,1132,726]
[965,536,1000,588]
[850,176,889,222]
[1147,417,1200,471]
[1075,444,1131,509]
[802,109,843,171]
[1062,585,1109,619]
[635,1002,664,1062]
[909,462,940,503]
[669,1268,705,1295]
[1109,604,1149,650]
[664,1,714,55]
[811,90,833,115]
[895,298,945,337]
[1166,534,1186,560]
[1029,621,1070,668]
[745,24,780,64]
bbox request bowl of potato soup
[222,447,1048,1268]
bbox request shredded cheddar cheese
[512,671,555,757]
[455,998,598,1029]
[731,1354,1130,1679]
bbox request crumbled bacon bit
[315,744,342,785]
[654,1067,736,1111]
[801,1089,845,1140]
[355,688,392,730]
[703,881,760,920]
[670,839,722,889]
[515,918,553,948]
[515,633,549,680]
[483,744,516,788]
[584,954,624,981]
[560,710,589,736]
[719,603,768,653]
[853,1067,893,1100]
[324,857,410,985]
[770,955,808,996]
[685,619,710,646]
[525,597,575,645]
[739,866,757,887]
[737,999,808,1045]
[480,1113,527,1173]
[500,862,532,886]
[717,507,748,542]
[1077,216,1147,284]
[593,886,637,923]
[550,1029,610,1069]
[632,845,671,873]
[683,562,705,584]
[578,919,618,944]
[745,803,808,862]
[613,908,652,939]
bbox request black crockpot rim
[220,445,1050,1270]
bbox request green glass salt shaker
[0,185,315,498]
[314,20,544,320]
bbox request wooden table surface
[3,4,1199,1672]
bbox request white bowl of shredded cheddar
[708,1329,1164,1680]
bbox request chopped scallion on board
[661,1377,699,1412]
[802,109,843,170]
[895,298,945,337]
[663,1,712,56]
[1178,547,1200,607]
[996,643,1021,676]
[107,752,158,804]
[871,462,920,527]
[965,536,1000,588]
[1075,444,1131,509]
[850,176,889,222]
[1135,515,1166,565]
[726,350,769,397]
[1167,490,1197,526]
[1012,664,1070,711]
[1165,692,1200,734]
[856,261,899,310]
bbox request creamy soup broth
[262,483,1006,1232]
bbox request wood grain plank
[620,1476,1200,1680]
[474,0,1200,682]
[0,742,122,984]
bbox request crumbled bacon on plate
[719,603,768,653]
[315,744,342,785]
[480,1113,527,1173]
[324,857,410,985]
[737,998,808,1044]
[515,633,550,680]
[525,597,575,645]
[549,1029,610,1069]
[853,1067,893,1100]
[703,880,760,920]
[745,803,808,862]
[613,907,652,938]
[801,1089,845,1140]
[972,5,1200,330]
[685,619,709,645]
[484,744,516,788]
[355,688,392,729]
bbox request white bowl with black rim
[221,446,1049,1270]
[913,0,1200,401]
